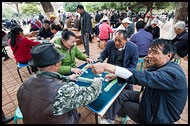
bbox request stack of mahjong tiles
[75,63,126,112]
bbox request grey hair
[174,21,186,29]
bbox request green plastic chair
[14,107,23,124]
[174,59,179,64]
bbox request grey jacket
[78,11,93,34]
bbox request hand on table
[86,58,94,64]
[69,74,79,81]
[104,74,116,81]
[71,68,83,75]
[85,63,107,75]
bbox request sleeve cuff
[115,66,133,79]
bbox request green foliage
[63,2,82,12]
[2,4,15,19]
[21,2,42,16]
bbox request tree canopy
[21,2,42,16]
[63,2,82,12]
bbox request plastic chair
[136,58,144,71]
[174,59,179,64]
[17,63,32,82]
[14,107,23,124]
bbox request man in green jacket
[54,29,93,75]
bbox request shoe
[3,56,10,61]
[2,116,14,124]
[98,116,114,124]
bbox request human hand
[71,68,83,75]
[86,58,94,64]
[85,63,107,75]
[69,74,79,81]
[46,37,51,41]
[104,73,116,81]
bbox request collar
[176,30,187,38]
[147,60,172,71]
[37,71,70,81]
[116,43,126,51]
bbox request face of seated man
[147,46,172,68]
[114,32,127,49]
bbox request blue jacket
[127,61,187,124]
[98,40,138,69]
[130,28,153,56]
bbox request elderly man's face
[147,46,172,68]
[151,24,157,28]
[114,33,127,49]
[174,27,184,35]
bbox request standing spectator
[62,12,67,28]
[58,10,63,27]
[145,18,160,40]
[65,16,72,28]
[127,6,132,20]
[77,5,93,56]
[168,11,174,21]
[130,21,153,58]
[73,15,80,28]
[99,17,115,42]
[38,13,44,24]
[95,11,101,23]
[37,20,54,40]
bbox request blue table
[76,63,127,123]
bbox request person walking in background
[77,5,93,56]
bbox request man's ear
[168,52,173,60]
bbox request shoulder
[107,40,115,45]
[126,41,138,49]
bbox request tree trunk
[168,2,188,39]
[40,2,59,24]
[16,2,23,27]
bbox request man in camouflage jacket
[17,43,102,124]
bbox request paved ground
[2,19,188,124]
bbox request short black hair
[77,5,84,9]
[136,21,145,29]
[58,10,60,13]
[150,39,176,60]
[44,20,50,24]
[115,30,128,40]
[61,29,76,41]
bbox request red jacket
[8,35,41,63]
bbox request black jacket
[145,25,160,40]
[37,27,54,40]
[171,30,188,58]
[78,11,93,34]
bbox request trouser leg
[82,33,90,56]
[105,90,140,122]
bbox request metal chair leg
[17,67,23,82]
[26,66,32,75]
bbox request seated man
[87,39,187,124]
[17,43,102,124]
[114,17,134,39]
[37,20,54,40]
[145,18,160,40]
[98,30,138,90]
[130,21,153,58]
[54,29,93,75]
[171,21,188,59]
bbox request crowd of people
[2,4,188,124]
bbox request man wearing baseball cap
[145,18,160,40]
[17,43,102,124]
[115,17,134,39]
